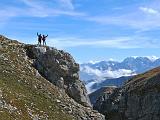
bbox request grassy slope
[125,66,160,94]
[0,38,73,119]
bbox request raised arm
[37,32,39,36]
[46,35,48,37]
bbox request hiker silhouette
[42,34,48,46]
[37,32,42,46]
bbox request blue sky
[1,0,160,63]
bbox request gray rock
[0,44,2,50]
[25,45,91,107]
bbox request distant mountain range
[80,56,160,93]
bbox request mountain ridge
[80,56,160,92]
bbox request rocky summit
[93,67,160,120]
[0,35,105,120]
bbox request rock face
[25,45,91,107]
[0,35,105,120]
[89,86,117,105]
[93,67,160,120]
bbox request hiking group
[37,32,48,46]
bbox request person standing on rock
[42,34,48,46]
[37,32,42,46]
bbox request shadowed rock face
[25,45,91,107]
[89,86,117,105]
[93,67,160,120]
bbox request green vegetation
[0,38,73,120]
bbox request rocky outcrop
[93,87,123,120]
[25,45,91,107]
[93,67,160,120]
[0,35,105,120]
[89,86,117,105]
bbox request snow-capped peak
[146,56,159,62]
[80,56,160,93]
[88,60,101,64]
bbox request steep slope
[93,67,160,120]
[0,35,105,120]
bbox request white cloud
[21,0,74,10]
[2,0,160,32]
[0,8,21,26]
[82,66,102,77]
[86,12,160,31]
[0,0,84,22]
[139,7,159,15]
[81,66,136,80]
[47,36,160,49]
[21,0,42,9]
[58,0,74,10]
[21,0,85,17]
[80,65,136,93]
[85,59,117,65]
[88,60,101,64]
[47,37,130,48]
[84,2,160,31]
[108,58,116,61]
